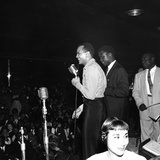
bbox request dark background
[1,0,160,87]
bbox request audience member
[51,121,58,135]
[1,128,11,146]
[0,136,18,160]
[11,108,20,127]
[6,122,16,143]
[10,94,22,115]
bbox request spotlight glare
[126,8,144,16]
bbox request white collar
[108,60,116,73]
[149,65,156,73]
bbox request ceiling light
[126,8,144,16]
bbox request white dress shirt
[146,65,156,95]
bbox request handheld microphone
[38,87,49,100]
[68,64,78,77]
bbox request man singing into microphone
[71,43,107,160]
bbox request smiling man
[98,45,129,122]
[71,43,107,160]
[132,53,160,142]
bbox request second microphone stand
[42,99,49,160]
[20,127,26,160]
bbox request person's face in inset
[99,52,111,67]
[107,130,129,157]
[76,46,87,65]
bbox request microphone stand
[20,127,26,160]
[68,63,79,154]
[42,99,49,160]
[73,87,78,154]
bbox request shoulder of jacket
[136,69,146,76]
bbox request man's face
[107,130,129,157]
[76,46,87,65]
[7,124,13,131]
[142,54,154,69]
[99,52,110,66]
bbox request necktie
[148,69,153,94]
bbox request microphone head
[68,64,78,77]
[38,87,49,100]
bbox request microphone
[38,87,49,160]
[38,87,49,100]
[68,64,78,77]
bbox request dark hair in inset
[101,117,129,144]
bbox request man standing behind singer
[132,53,160,142]
[71,43,107,160]
[98,45,129,121]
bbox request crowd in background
[0,82,82,160]
[0,68,140,160]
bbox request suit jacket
[132,67,160,120]
[104,61,129,120]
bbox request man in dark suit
[98,45,129,121]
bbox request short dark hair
[98,45,115,58]
[142,53,155,60]
[101,117,129,144]
[78,43,94,57]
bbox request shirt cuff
[75,82,82,91]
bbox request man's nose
[76,54,78,58]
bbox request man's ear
[86,51,90,58]
[151,57,155,62]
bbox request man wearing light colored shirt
[71,43,106,160]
